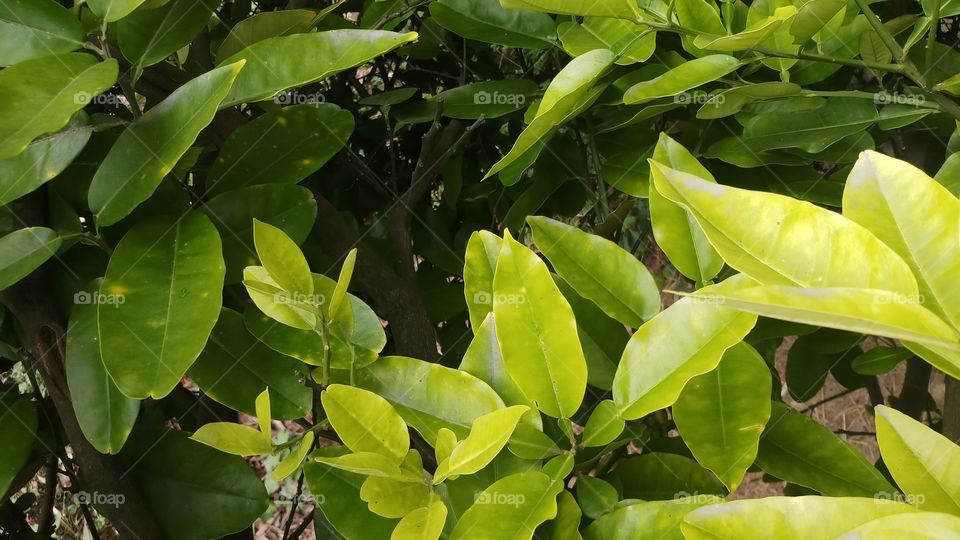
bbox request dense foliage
[3,0,960,538]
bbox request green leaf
[88,0,148,22]
[835,511,960,539]
[202,184,317,283]
[843,151,960,329]
[549,490,583,540]
[650,161,920,294]
[314,451,418,480]
[329,248,358,323]
[676,0,725,35]
[430,0,556,48]
[66,289,140,454]
[432,80,539,120]
[756,402,896,496]
[253,219,314,301]
[581,400,624,447]
[391,499,447,540]
[322,384,410,464]
[216,9,320,61]
[435,406,529,483]
[88,62,244,226]
[694,7,797,51]
[695,82,802,119]
[243,266,314,330]
[124,428,268,540]
[0,0,85,66]
[0,53,117,160]
[0,398,38,497]
[576,475,618,519]
[361,476,433,518]
[584,497,723,540]
[191,422,274,456]
[484,49,615,181]
[739,98,880,153]
[435,428,458,465]
[500,0,639,18]
[493,230,587,418]
[98,212,225,399]
[623,56,740,105]
[555,276,626,390]
[118,0,219,67]
[673,342,771,491]
[649,133,724,283]
[189,309,311,420]
[876,404,960,514]
[613,298,757,420]
[450,471,563,539]
[218,30,418,107]
[0,227,61,291]
[464,231,503,329]
[0,118,91,206]
[681,496,918,539]
[206,103,354,197]
[508,424,563,459]
[607,453,726,500]
[790,0,847,44]
[852,346,911,375]
[528,216,660,327]
[557,18,655,64]
[272,431,315,481]
[304,448,398,539]
[356,356,507,444]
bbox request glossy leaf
[650,161,920,294]
[0,0,85,65]
[206,104,354,196]
[321,384,410,464]
[500,0,639,18]
[557,18,655,64]
[219,30,418,107]
[0,53,117,160]
[450,471,563,539]
[528,216,660,327]
[253,219,314,301]
[648,133,724,283]
[584,497,723,540]
[118,0,219,67]
[623,56,740,104]
[0,118,91,206]
[88,0,148,22]
[356,356,506,444]
[362,475,433,518]
[98,212,225,399]
[430,0,555,48]
[581,400,624,448]
[191,423,273,456]
[576,475,618,519]
[876,404,960,514]
[434,405,529,483]
[756,402,896,496]
[835,511,960,539]
[607,453,726,500]
[66,291,140,454]
[88,62,244,226]
[613,298,757,420]
[740,98,880,153]
[694,7,797,51]
[272,431,315,482]
[0,227,61,291]
[189,309,311,420]
[217,9,320,61]
[463,231,502,329]
[391,499,447,540]
[852,346,912,375]
[493,231,587,418]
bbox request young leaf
[88,62,244,226]
[252,219,314,300]
[843,151,960,329]
[98,212,225,399]
[117,0,219,67]
[255,389,272,443]
[361,476,434,518]
[66,288,140,455]
[693,7,797,51]
[0,0,85,65]
[313,451,418,480]
[463,231,503,329]
[321,384,410,463]
[218,30,419,107]
[613,298,757,421]
[673,342,772,491]
[623,55,740,104]
[450,471,563,539]
[756,402,896,497]
[272,431,315,481]
[0,53,117,160]
[391,499,447,540]
[190,423,274,456]
[328,248,358,323]
[0,227,61,291]
[648,133,724,283]
[435,428,458,465]
[493,231,587,419]
[528,216,660,327]
[650,161,920,294]
[875,405,960,514]
[434,405,529,483]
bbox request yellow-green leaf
[191,423,273,456]
[434,405,528,483]
[321,384,410,463]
